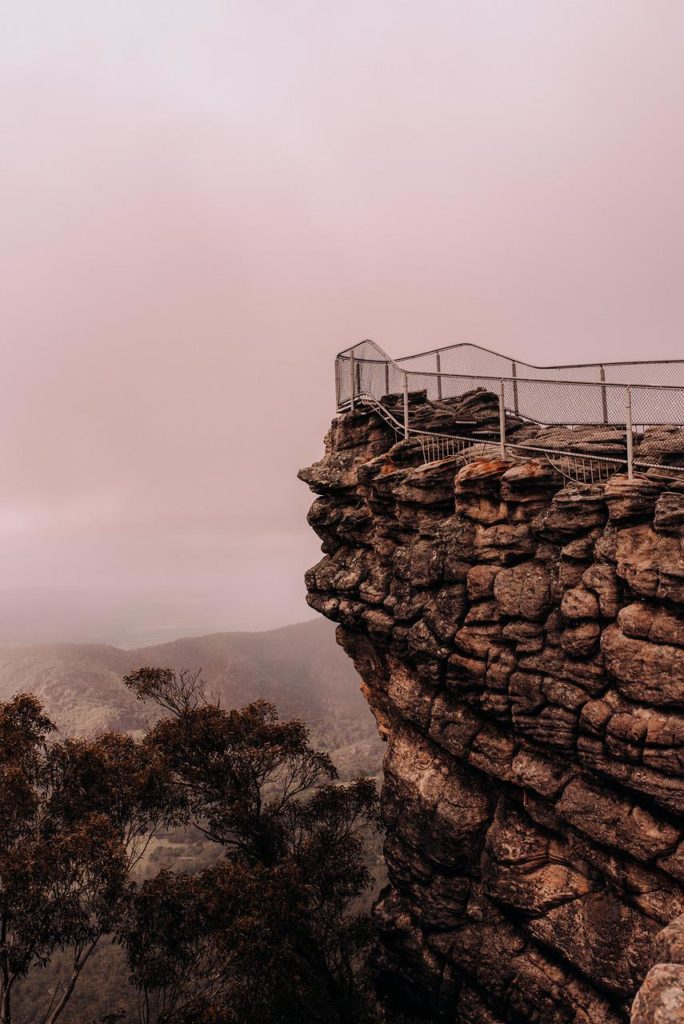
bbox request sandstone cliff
[300,392,684,1024]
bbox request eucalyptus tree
[0,694,181,1024]
[120,669,380,1024]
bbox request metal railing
[335,340,684,481]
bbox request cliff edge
[300,393,684,1024]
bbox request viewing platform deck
[335,340,684,483]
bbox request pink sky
[1,1,683,638]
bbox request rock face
[299,394,684,1024]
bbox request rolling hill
[0,617,384,778]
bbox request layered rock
[299,393,684,1024]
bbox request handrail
[393,340,684,372]
[355,392,635,477]
[336,339,684,387]
[339,361,684,392]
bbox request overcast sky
[1,1,683,641]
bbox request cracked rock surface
[300,393,684,1024]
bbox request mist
[2,0,683,640]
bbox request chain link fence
[393,341,684,387]
[335,341,684,478]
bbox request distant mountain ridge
[0,618,384,778]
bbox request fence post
[499,380,506,458]
[600,365,608,425]
[436,351,443,400]
[349,353,355,411]
[335,358,340,408]
[625,386,634,480]
[403,373,410,440]
[384,361,390,397]
[511,361,519,416]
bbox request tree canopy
[0,694,178,1024]
[122,668,379,1024]
[0,671,380,1024]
